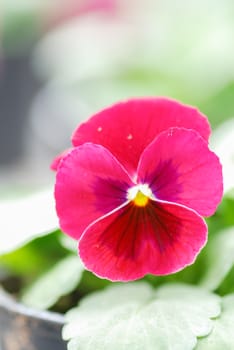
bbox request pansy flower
[54,97,223,281]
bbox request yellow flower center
[127,184,153,207]
[133,190,149,207]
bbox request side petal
[78,200,207,281]
[72,97,210,176]
[55,143,133,239]
[137,128,223,217]
[50,148,73,171]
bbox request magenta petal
[72,98,210,175]
[50,148,74,171]
[55,143,133,239]
[78,200,207,281]
[137,128,223,217]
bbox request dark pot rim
[0,287,64,324]
[0,288,67,350]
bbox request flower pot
[0,54,39,165]
[0,289,66,350]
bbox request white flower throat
[127,184,153,207]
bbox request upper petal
[78,200,207,281]
[55,143,133,239]
[72,97,210,176]
[137,128,223,217]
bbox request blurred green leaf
[60,235,77,253]
[196,294,234,349]
[0,231,67,278]
[200,82,234,127]
[206,195,234,234]
[76,270,112,298]
[210,118,234,194]
[63,282,220,350]
[0,188,58,256]
[199,227,234,291]
[2,0,41,54]
[216,265,234,296]
[22,255,84,310]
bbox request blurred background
[1,0,234,316]
[1,0,234,193]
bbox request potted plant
[1,97,234,350]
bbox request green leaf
[196,294,234,349]
[22,255,83,310]
[206,195,234,235]
[59,235,77,253]
[210,118,234,194]
[0,188,58,255]
[200,83,234,128]
[2,0,42,54]
[63,282,221,350]
[0,231,68,277]
[199,227,234,291]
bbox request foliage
[63,282,221,350]
[0,127,234,349]
[2,1,234,348]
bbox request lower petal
[78,200,207,281]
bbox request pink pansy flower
[54,97,223,281]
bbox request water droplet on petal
[127,134,133,140]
